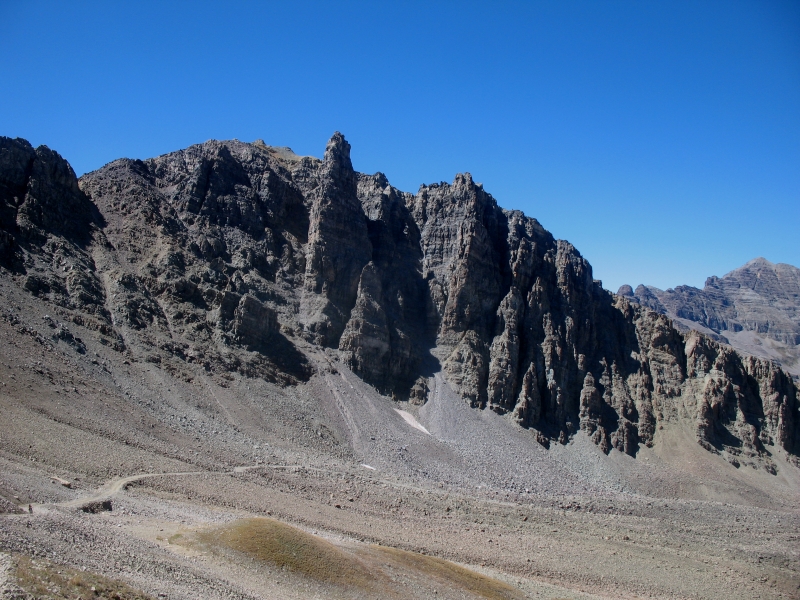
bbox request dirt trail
[30,468,238,512]
[31,462,405,510]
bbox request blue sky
[2,1,798,292]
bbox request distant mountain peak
[745,256,772,266]
[629,258,800,377]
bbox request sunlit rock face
[2,133,798,468]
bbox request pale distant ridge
[623,258,800,376]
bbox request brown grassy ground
[10,554,154,600]
[194,517,378,590]
[368,545,524,600]
[179,517,526,599]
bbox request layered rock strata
[622,259,800,377]
[1,134,797,468]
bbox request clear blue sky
[2,1,798,292]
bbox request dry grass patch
[369,545,525,600]
[195,517,377,590]
[182,517,526,599]
[11,554,154,599]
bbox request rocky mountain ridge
[621,258,800,378]
[1,133,798,470]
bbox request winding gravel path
[32,468,252,512]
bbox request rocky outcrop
[0,137,96,246]
[1,133,797,467]
[685,332,798,467]
[623,258,800,377]
[0,137,112,332]
[301,133,372,348]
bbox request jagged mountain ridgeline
[1,133,798,469]
[620,258,800,378]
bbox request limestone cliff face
[337,171,432,395]
[300,133,372,347]
[1,133,797,468]
[684,332,798,468]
